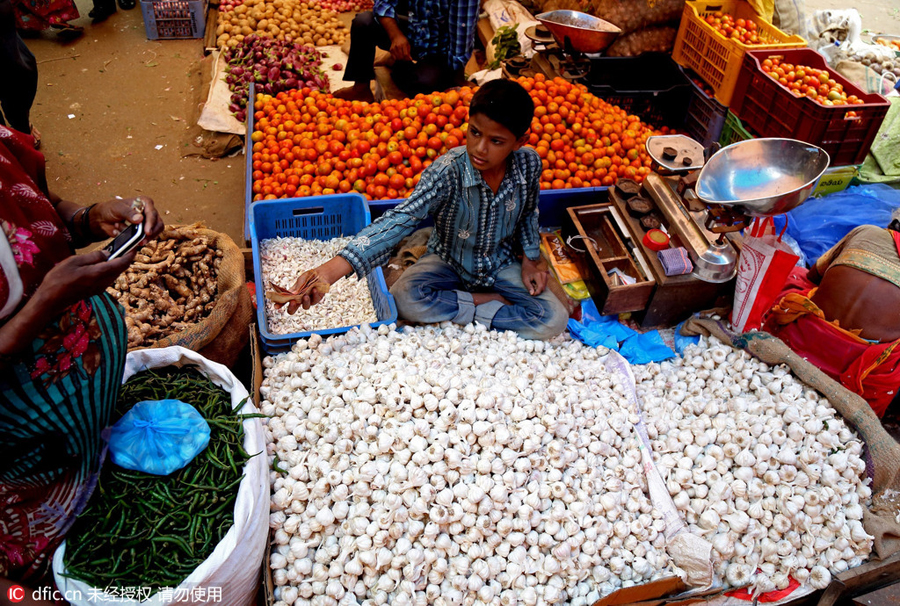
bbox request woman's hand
[521,256,549,296]
[0,250,135,358]
[90,195,163,243]
[33,249,137,314]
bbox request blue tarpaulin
[568,299,676,363]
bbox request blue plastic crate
[140,0,206,40]
[368,187,607,229]
[250,195,398,354]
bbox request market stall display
[261,324,873,604]
[224,35,329,123]
[874,35,900,53]
[248,76,664,202]
[672,0,806,106]
[54,347,268,606]
[62,367,251,589]
[215,0,348,49]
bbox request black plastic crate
[587,53,692,130]
[682,68,728,148]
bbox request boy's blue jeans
[390,254,569,341]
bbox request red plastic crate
[730,48,889,166]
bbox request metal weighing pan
[696,138,830,217]
[535,10,621,54]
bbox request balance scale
[641,135,830,283]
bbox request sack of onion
[106,224,253,367]
[53,347,269,606]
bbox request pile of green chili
[64,366,262,591]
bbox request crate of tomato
[730,48,890,166]
[672,0,805,107]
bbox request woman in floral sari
[0,124,162,594]
[11,0,82,37]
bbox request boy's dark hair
[469,80,535,139]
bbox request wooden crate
[608,188,733,328]
[562,204,655,315]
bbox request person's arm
[516,150,548,295]
[0,250,138,359]
[373,0,411,61]
[279,162,452,311]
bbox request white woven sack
[52,346,268,606]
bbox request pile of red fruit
[761,56,865,116]
[314,0,372,12]
[249,75,664,201]
[704,12,761,45]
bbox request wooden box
[608,187,733,328]
[563,203,655,315]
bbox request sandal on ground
[30,125,41,150]
[50,23,84,38]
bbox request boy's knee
[529,298,569,340]
[390,274,428,317]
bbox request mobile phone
[104,222,145,260]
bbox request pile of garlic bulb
[260,236,378,335]
[634,341,873,593]
[261,324,873,606]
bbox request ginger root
[106,225,221,348]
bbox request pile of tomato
[761,56,865,115]
[249,75,664,201]
[875,37,900,52]
[704,12,762,45]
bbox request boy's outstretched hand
[522,257,549,296]
[274,256,353,314]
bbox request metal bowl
[536,10,621,54]
[696,138,830,217]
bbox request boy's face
[466,112,528,175]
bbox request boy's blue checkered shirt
[373,0,480,72]
[339,147,543,289]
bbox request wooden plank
[853,581,900,605]
[819,554,900,606]
[204,7,218,54]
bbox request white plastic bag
[484,0,540,59]
[53,346,269,606]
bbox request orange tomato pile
[761,56,864,115]
[875,37,900,52]
[249,75,664,201]
[704,12,761,45]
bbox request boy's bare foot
[333,83,375,102]
[472,292,511,306]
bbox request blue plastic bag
[107,399,211,476]
[673,320,701,355]
[773,184,900,266]
[568,304,675,364]
[619,331,676,365]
